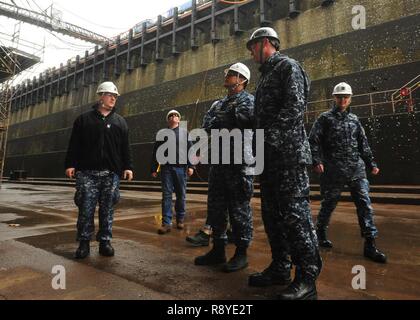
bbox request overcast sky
[0,0,190,83]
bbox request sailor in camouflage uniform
[194,63,255,273]
[65,82,133,259]
[246,27,321,300]
[309,82,387,263]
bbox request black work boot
[249,262,292,287]
[316,228,333,248]
[277,279,318,300]
[75,240,90,259]
[223,247,248,273]
[186,230,210,247]
[194,242,226,266]
[364,237,387,263]
[99,240,115,257]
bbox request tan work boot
[177,222,185,230]
[157,225,171,235]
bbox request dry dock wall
[5,0,420,184]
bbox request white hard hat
[97,81,120,96]
[166,110,181,121]
[333,82,353,96]
[247,27,280,50]
[224,62,251,82]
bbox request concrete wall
[5,0,420,184]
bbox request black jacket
[65,104,133,176]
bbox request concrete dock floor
[0,183,419,300]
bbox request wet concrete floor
[0,183,419,300]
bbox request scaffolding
[0,27,40,188]
[0,47,15,188]
[0,0,110,45]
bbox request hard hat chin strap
[228,74,246,92]
[236,74,247,86]
[227,84,239,92]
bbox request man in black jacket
[65,81,133,259]
[246,27,321,300]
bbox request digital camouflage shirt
[202,90,255,166]
[309,105,378,181]
[254,52,312,167]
